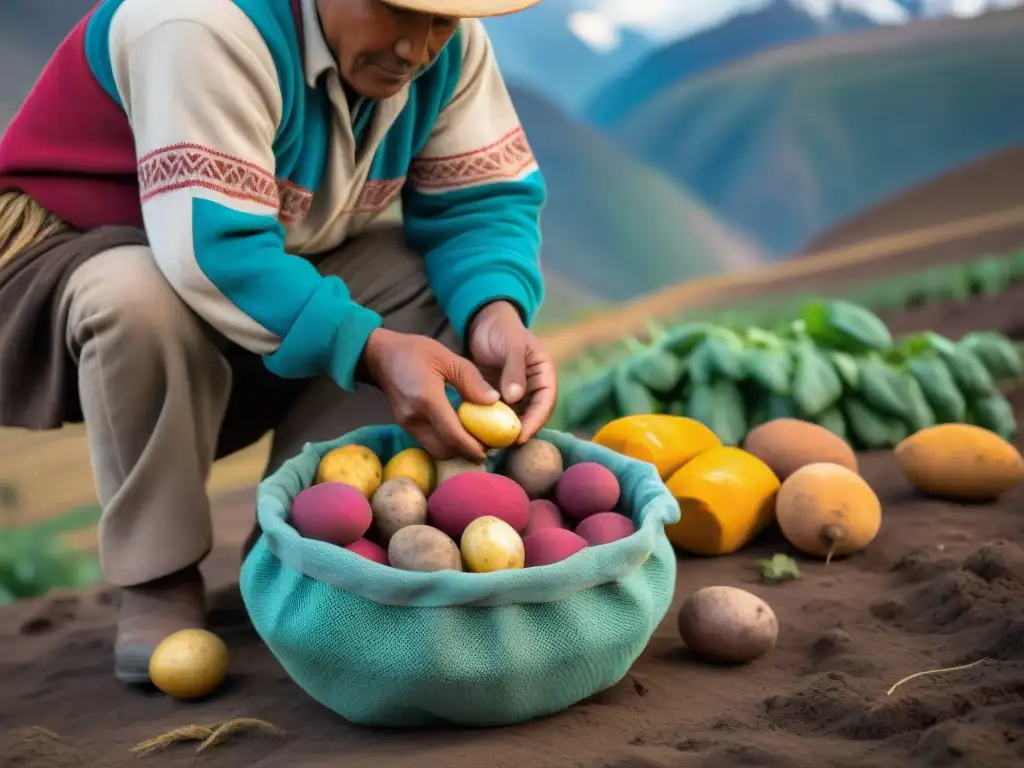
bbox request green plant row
[557,246,1024,379]
[0,496,103,603]
[549,299,1023,451]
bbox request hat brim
[384,0,542,18]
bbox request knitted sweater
[0,0,546,391]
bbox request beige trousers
[60,226,456,586]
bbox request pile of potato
[288,403,639,573]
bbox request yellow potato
[458,401,522,449]
[460,515,525,573]
[383,447,436,495]
[776,463,881,560]
[895,423,1024,501]
[148,629,229,701]
[315,444,382,498]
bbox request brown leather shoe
[114,566,206,685]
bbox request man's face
[316,0,461,100]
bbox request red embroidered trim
[278,180,313,223]
[137,143,312,222]
[346,178,405,214]
[408,127,536,191]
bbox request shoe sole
[115,644,154,686]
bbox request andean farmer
[0,0,555,686]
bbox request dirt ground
[2,445,1023,768]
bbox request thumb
[500,343,528,405]
[443,351,500,405]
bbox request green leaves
[1,503,103,601]
[555,293,1024,450]
[802,299,893,354]
[758,554,803,583]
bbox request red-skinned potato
[575,511,636,546]
[524,528,588,567]
[555,463,621,521]
[344,538,390,565]
[290,482,372,546]
[427,473,529,539]
[523,499,568,536]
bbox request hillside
[585,0,879,129]
[610,9,1024,258]
[508,85,765,304]
[802,146,1024,253]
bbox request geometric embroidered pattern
[408,127,536,193]
[345,178,405,215]
[137,143,312,223]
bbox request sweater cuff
[445,271,537,342]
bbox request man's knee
[62,245,210,356]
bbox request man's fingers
[408,424,454,462]
[421,379,488,462]
[500,344,528,404]
[517,354,559,442]
[443,351,499,405]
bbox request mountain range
[584,0,880,128]
[605,8,1024,257]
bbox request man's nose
[393,15,434,67]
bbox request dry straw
[130,718,285,757]
[886,657,989,696]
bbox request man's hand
[468,301,558,443]
[361,328,496,462]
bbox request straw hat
[385,0,542,18]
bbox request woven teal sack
[240,426,679,728]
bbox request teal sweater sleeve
[191,200,383,390]
[402,169,547,338]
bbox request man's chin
[348,71,412,101]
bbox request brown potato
[387,525,462,572]
[371,478,428,543]
[435,457,488,486]
[743,418,857,482]
[677,586,778,664]
[501,439,564,499]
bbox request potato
[895,423,1024,501]
[776,462,881,560]
[555,462,621,521]
[315,444,382,498]
[290,482,372,546]
[502,439,564,499]
[435,456,488,486]
[524,528,588,567]
[383,447,436,495]
[371,477,428,543]
[458,401,522,448]
[461,516,526,573]
[149,629,229,700]
[523,499,568,536]
[428,472,529,539]
[388,525,462,572]
[574,511,636,546]
[677,586,778,664]
[743,418,858,481]
[344,538,390,565]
